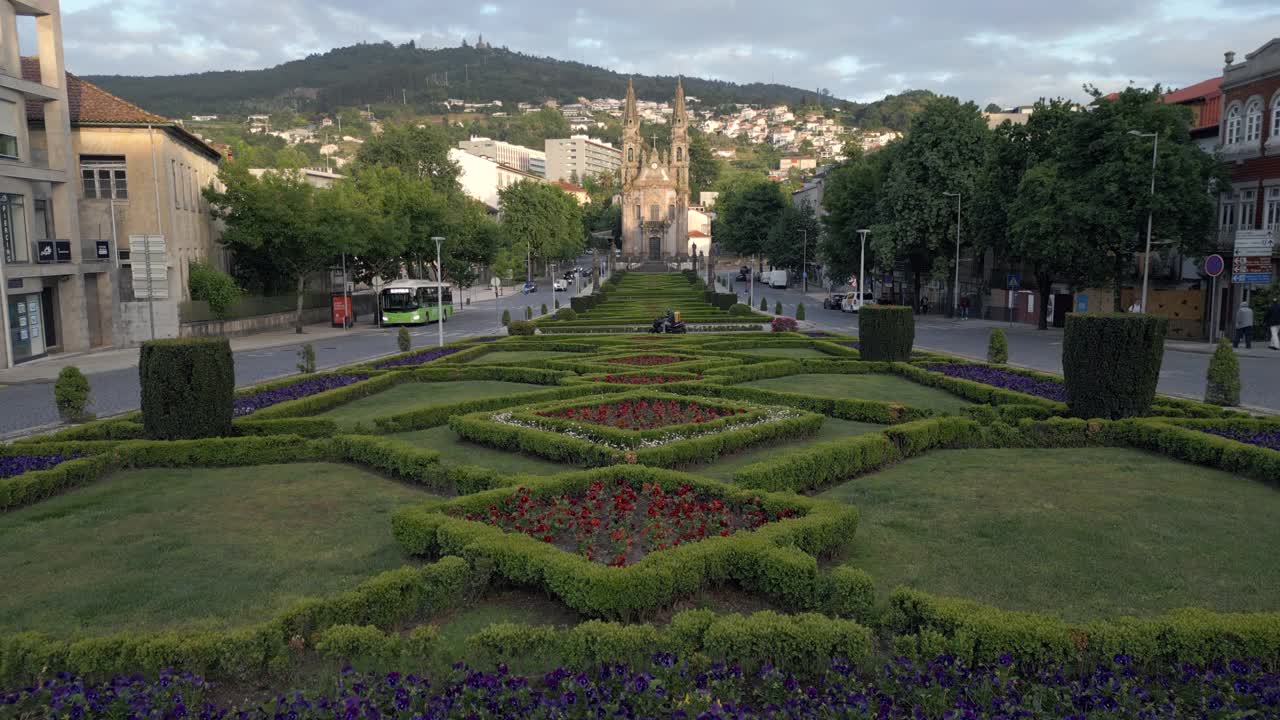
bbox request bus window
[382,288,418,311]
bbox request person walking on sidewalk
[1234,301,1255,349]
[1266,299,1280,351]
[958,296,970,320]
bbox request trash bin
[331,293,354,328]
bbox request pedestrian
[959,295,970,320]
[1128,300,1142,313]
[1266,299,1280,351]
[920,296,930,315]
[1234,301,1255,349]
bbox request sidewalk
[0,321,380,385]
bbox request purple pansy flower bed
[374,346,467,369]
[6,654,1279,719]
[803,331,833,338]
[924,362,1068,402]
[233,375,365,417]
[1201,428,1280,452]
[0,453,77,479]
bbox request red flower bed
[537,398,745,429]
[460,480,793,565]
[595,374,699,385]
[610,355,686,367]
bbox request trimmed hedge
[1062,313,1167,419]
[858,306,914,362]
[373,383,621,434]
[139,337,234,439]
[662,381,932,426]
[1107,419,1280,486]
[391,465,859,618]
[1205,338,1241,406]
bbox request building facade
[449,148,547,212]
[620,80,690,260]
[544,135,620,183]
[1216,40,1280,294]
[1,0,109,367]
[457,136,546,177]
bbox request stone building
[620,79,690,260]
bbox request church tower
[671,78,689,193]
[621,79,640,186]
[619,79,690,261]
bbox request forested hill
[83,42,838,118]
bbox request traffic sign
[1204,254,1224,277]
[1006,274,1020,290]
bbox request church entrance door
[648,237,661,260]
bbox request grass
[426,590,581,660]
[740,347,833,359]
[743,373,973,413]
[317,380,545,428]
[690,418,883,481]
[822,448,1280,620]
[466,351,577,365]
[0,463,434,637]
[390,425,574,475]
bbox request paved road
[743,282,1280,413]
[0,280,587,437]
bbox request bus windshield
[382,289,419,311]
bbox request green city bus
[379,280,454,325]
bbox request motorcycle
[649,311,688,334]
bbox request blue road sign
[1204,254,1225,277]
[1007,274,1020,290]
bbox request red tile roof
[1162,77,1222,131]
[1163,76,1221,104]
[688,230,709,238]
[21,57,167,124]
[556,180,586,193]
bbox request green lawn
[691,418,883,481]
[318,380,545,428]
[822,448,1280,620]
[741,347,833,359]
[427,590,581,660]
[743,373,973,413]
[0,463,434,637]
[390,425,573,475]
[466,351,577,365]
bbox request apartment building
[1,0,109,367]
[457,136,546,177]
[544,135,621,183]
[449,148,547,211]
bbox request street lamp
[856,229,870,310]
[1129,130,1158,314]
[432,236,445,348]
[801,228,808,293]
[943,192,961,318]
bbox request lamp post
[801,228,808,293]
[1128,130,1158,314]
[943,192,961,318]
[856,229,870,311]
[432,236,445,348]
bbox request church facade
[620,80,690,260]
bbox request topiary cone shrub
[554,298,560,309]
[397,327,411,353]
[541,303,548,315]
[760,297,768,312]
[987,328,1008,364]
[795,303,806,320]
[858,306,914,362]
[507,320,537,336]
[1205,337,1241,406]
[525,306,533,320]
[140,337,234,439]
[501,309,511,326]
[54,365,93,423]
[1062,313,1167,419]
[775,301,783,315]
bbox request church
[620,79,690,260]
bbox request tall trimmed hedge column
[140,337,235,439]
[858,306,914,361]
[1062,313,1167,419]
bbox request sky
[24,0,1280,107]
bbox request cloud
[32,0,1280,106]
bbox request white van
[766,269,788,288]
[841,292,877,313]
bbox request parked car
[521,281,538,294]
[841,292,877,313]
[823,293,847,310]
[553,279,568,292]
[736,266,751,282]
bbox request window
[1225,105,1242,145]
[676,146,683,161]
[1273,95,1280,141]
[649,204,659,221]
[0,100,17,159]
[1245,100,1263,143]
[79,155,128,199]
[1,194,29,264]
[171,160,180,209]
[1219,191,1237,229]
[627,147,633,162]
[1265,187,1280,231]
[634,204,641,221]
[32,199,53,239]
[1239,188,1258,229]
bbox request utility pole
[857,229,869,311]
[943,191,961,317]
[1129,130,1159,313]
[402,89,407,105]
[432,236,445,347]
[801,228,808,293]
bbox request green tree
[354,123,459,193]
[441,194,503,287]
[715,179,787,268]
[875,97,990,308]
[205,163,355,332]
[820,145,897,283]
[498,181,584,280]
[766,202,820,275]
[688,129,721,198]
